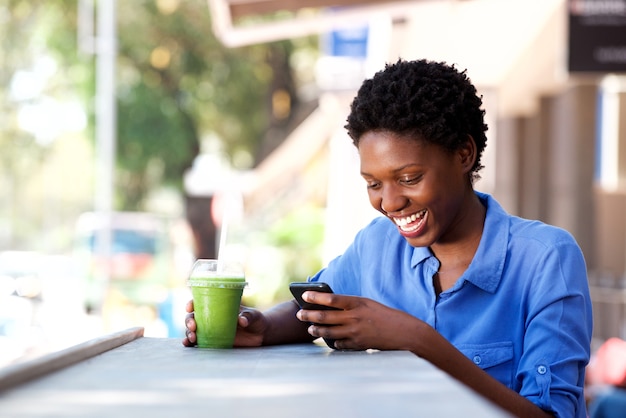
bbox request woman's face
[358,130,474,248]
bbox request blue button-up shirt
[309,192,592,417]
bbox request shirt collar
[410,191,509,293]
[465,192,509,293]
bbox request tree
[0,0,319,252]
[112,1,318,260]
[113,0,317,210]
[0,0,92,249]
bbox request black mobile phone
[289,282,339,311]
[289,282,340,349]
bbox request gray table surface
[0,334,510,417]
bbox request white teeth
[393,210,426,227]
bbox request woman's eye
[401,176,420,185]
[366,181,380,189]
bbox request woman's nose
[380,185,407,214]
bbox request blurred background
[1,0,625,367]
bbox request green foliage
[224,203,326,308]
[0,0,321,256]
[0,0,93,249]
[112,0,305,211]
[4,0,315,212]
[265,205,325,302]
[268,206,325,250]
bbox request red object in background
[588,338,626,388]
[93,253,153,280]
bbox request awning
[206,0,426,47]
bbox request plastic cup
[188,259,247,349]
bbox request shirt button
[473,355,482,365]
[537,365,547,375]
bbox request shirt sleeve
[516,237,592,418]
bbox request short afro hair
[345,58,488,180]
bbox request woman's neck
[430,193,486,293]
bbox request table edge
[0,326,144,392]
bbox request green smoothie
[188,262,246,349]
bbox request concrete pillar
[543,84,598,267]
[593,77,626,278]
[491,116,520,214]
[518,111,549,222]
[593,188,626,278]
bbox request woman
[184,59,592,417]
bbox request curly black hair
[345,58,488,180]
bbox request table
[0,328,510,417]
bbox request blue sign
[323,25,369,58]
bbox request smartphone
[289,282,339,311]
[289,282,339,349]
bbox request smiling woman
[183,58,593,418]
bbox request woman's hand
[182,300,268,347]
[182,300,196,347]
[296,292,554,416]
[295,291,420,351]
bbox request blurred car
[73,212,186,337]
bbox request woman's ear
[459,135,477,174]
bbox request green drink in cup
[188,259,247,349]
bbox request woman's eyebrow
[361,163,422,177]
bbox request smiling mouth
[392,209,427,232]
